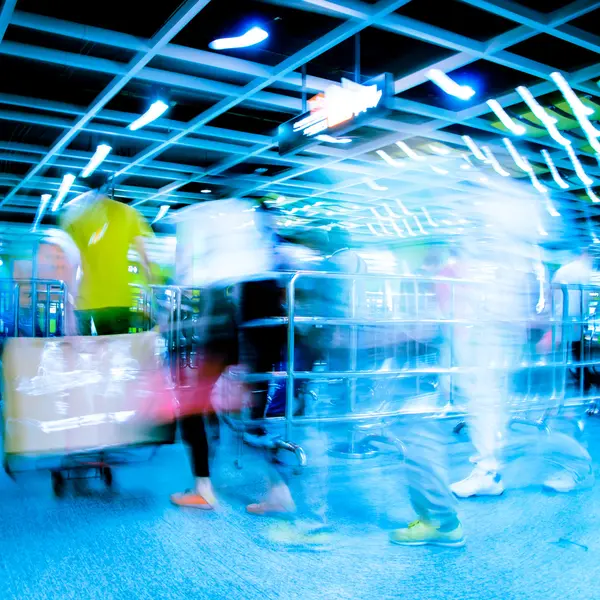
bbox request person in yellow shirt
[61,174,153,335]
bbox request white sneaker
[543,469,593,493]
[451,468,505,498]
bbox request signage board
[277,73,393,156]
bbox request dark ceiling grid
[0,0,597,241]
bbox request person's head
[326,226,352,254]
[80,172,112,196]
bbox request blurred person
[246,225,363,547]
[7,229,80,338]
[171,286,239,509]
[170,197,272,509]
[61,173,154,335]
[538,246,594,388]
[390,180,539,546]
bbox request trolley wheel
[453,422,467,435]
[101,466,113,488]
[51,471,66,498]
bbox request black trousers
[179,288,238,479]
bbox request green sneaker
[390,520,465,547]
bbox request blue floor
[1,416,599,600]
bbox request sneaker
[390,520,465,548]
[543,468,593,493]
[170,490,214,510]
[451,468,504,498]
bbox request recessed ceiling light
[254,167,268,174]
[201,189,212,194]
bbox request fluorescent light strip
[541,149,570,189]
[428,143,450,156]
[52,173,76,212]
[390,221,405,237]
[376,149,404,168]
[537,224,549,237]
[586,187,600,203]
[367,223,383,237]
[365,178,388,191]
[528,168,548,194]
[209,26,268,51]
[430,165,449,175]
[565,144,594,186]
[426,69,475,100]
[395,199,411,215]
[503,138,531,172]
[516,86,571,147]
[316,134,352,144]
[129,100,169,131]
[32,194,52,231]
[382,203,400,218]
[551,73,600,152]
[395,141,424,161]
[462,136,487,162]
[82,144,112,178]
[481,146,511,176]
[152,204,170,224]
[403,218,417,236]
[545,199,561,217]
[422,207,438,227]
[486,99,526,135]
[550,72,597,121]
[413,215,427,235]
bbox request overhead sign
[277,73,393,155]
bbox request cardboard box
[3,331,175,456]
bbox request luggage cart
[2,282,176,497]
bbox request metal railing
[0,279,68,338]
[134,272,600,465]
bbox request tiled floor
[0,415,598,600]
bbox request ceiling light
[482,146,511,177]
[462,135,486,161]
[376,149,404,167]
[395,199,411,215]
[52,173,76,212]
[152,204,170,224]
[209,26,268,51]
[367,223,383,237]
[129,100,169,131]
[201,189,212,194]
[316,134,352,144]
[528,168,547,194]
[422,207,438,227]
[545,199,560,217]
[541,149,569,190]
[586,187,600,203]
[516,86,571,147]
[503,138,531,172]
[486,99,526,135]
[254,167,268,174]
[32,193,52,231]
[565,144,594,186]
[365,178,388,191]
[395,141,424,161]
[430,165,449,175]
[82,144,112,178]
[428,143,450,156]
[403,218,417,236]
[426,69,475,100]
